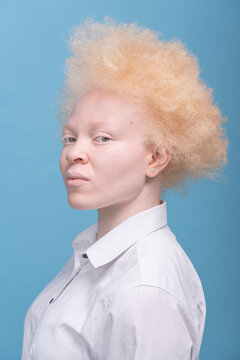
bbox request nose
[66,141,88,164]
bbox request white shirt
[22,200,206,360]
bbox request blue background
[0,0,239,359]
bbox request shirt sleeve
[98,285,196,360]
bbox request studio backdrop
[0,1,239,359]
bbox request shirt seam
[122,284,189,308]
[110,284,197,330]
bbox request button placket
[49,269,81,304]
[49,251,87,305]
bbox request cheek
[59,150,66,176]
[96,144,146,185]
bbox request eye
[94,136,111,143]
[61,136,76,145]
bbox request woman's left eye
[94,136,111,143]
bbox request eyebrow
[62,122,117,132]
[62,124,74,131]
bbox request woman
[21,16,228,360]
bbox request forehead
[63,89,145,130]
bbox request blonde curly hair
[56,16,229,196]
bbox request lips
[66,178,89,187]
[65,170,89,181]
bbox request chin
[67,195,95,210]
[66,191,121,211]
[67,200,93,210]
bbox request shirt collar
[72,200,167,268]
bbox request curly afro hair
[56,16,229,196]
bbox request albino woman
[21,17,228,360]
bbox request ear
[146,145,171,178]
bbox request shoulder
[134,225,206,324]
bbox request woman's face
[59,88,154,210]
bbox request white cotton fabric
[21,200,206,360]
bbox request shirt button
[82,253,88,258]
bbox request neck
[97,197,163,240]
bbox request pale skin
[60,88,171,240]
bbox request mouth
[66,178,89,187]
